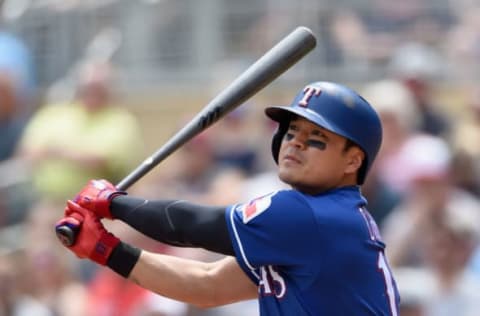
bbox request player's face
[277,116,364,194]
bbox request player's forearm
[128,251,221,308]
[110,196,234,256]
[126,251,257,308]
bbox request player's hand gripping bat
[55,26,317,247]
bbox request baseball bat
[55,26,317,246]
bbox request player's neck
[293,177,359,196]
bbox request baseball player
[56,81,400,315]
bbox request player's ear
[344,146,365,175]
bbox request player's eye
[284,133,326,149]
[284,132,295,141]
[307,139,326,150]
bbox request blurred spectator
[421,199,480,316]
[388,42,451,137]
[393,268,429,316]
[0,28,36,161]
[0,250,18,316]
[165,132,216,198]
[0,200,88,316]
[0,26,37,228]
[395,196,480,316]
[9,199,87,316]
[0,73,28,162]
[393,196,480,316]
[360,79,419,224]
[381,134,480,267]
[449,86,480,196]
[15,247,87,316]
[201,167,247,205]
[444,5,480,73]
[17,61,144,202]
[0,29,35,95]
[210,107,260,176]
[326,9,370,67]
[381,134,451,267]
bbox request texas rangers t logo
[298,86,322,107]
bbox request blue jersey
[225,186,400,316]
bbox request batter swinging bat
[56,26,317,246]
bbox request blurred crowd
[1,1,480,316]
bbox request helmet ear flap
[271,121,289,164]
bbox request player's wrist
[89,231,121,265]
[106,241,141,278]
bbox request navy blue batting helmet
[265,81,382,184]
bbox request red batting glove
[56,201,120,265]
[74,179,126,219]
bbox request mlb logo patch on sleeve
[236,192,276,224]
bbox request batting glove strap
[106,241,141,278]
[90,232,121,266]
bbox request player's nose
[285,134,307,150]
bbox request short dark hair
[343,138,358,152]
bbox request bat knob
[55,225,78,247]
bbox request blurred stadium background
[1,0,480,315]
[5,0,478,148]
[4,1,476,142]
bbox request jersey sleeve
[225,190,319,282]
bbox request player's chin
[278,167,301,185]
